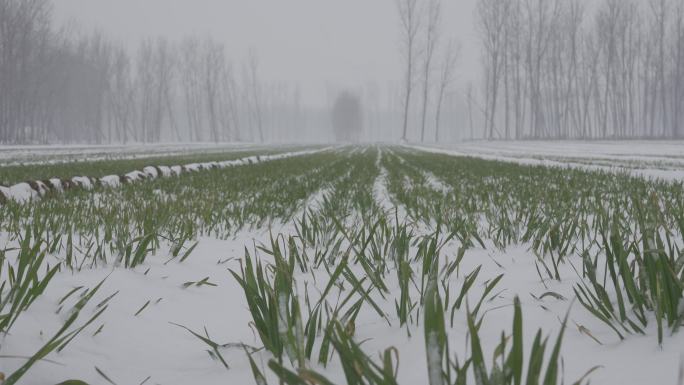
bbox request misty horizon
[3,0,684,144]
[52,0,480,108]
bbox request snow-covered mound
[0,148,331,205]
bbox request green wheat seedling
[4,278,109,385]
[424,247,448,385]
[0,230,60,335]
[448,267,504,328]
[575,206,684,343]
[172,323,231,370]
[452,297,596,385]
[230,236,313,367]
[267,321,400,385]
[4,145,684,384]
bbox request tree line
[0,0,309,144]
[8,0,682,144]
[477,0,684,140]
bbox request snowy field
[410,140,684,181]
[1,144,683,385]
[0,143,269,166]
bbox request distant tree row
[0,0,307,144]
[11,0,682,144]
[477,0,684,139]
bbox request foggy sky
[53,0,479,107]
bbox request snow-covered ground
[2,145,683,385]
[0,142,268,166]
[409,140,684,182]
[9,229,681,385]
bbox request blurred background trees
[331,91,363,143]
[5,0,684,144]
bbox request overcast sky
[53,0,479,106]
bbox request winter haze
[4,1,684,385]
[4,0,684,143]
[53,0,479,107]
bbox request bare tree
[477,0,509,139]
[673,0,684,137]
[650,0,669,137]
[396,0,421,142]
[109,45,134,143]
[434,40,458,142]
[152,38,174,142]
[180,37,203,141]
[203,38,224,143]
[248,49,265,143]
[420,0,441,142]
[217,60,238,142]
[467,83,475,140]
[136,39,154,142]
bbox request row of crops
[0,146,682,384]
[0,146,319,204]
